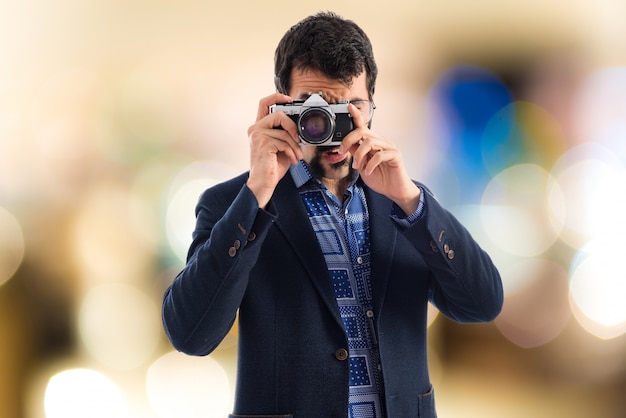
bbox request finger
[337,104,367,153]
[351,134,385,169]
[256,93,292,121]
[361,149,395,175]
[266,127,303,163]
[249,125,303,163]
[268,111,300,144]
[348,103,366,129]
[273,114,302,160]
[250,136,301,167]
[250,110,300,146]
[339,128,369,157]
[267,136,303,166]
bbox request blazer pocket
[417,385,437,417]
[229,415,293,418]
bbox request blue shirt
[290,161,424,418]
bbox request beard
[308,148,356,181]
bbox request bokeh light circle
[0,206,25,286]
[427,64,513,202]
[481,164,563,257]
[44,368,127,418]
[164,161,238,263]
[78,283,161,370]
[573,66,626,147]
[146,351,231,418]
[495,258,570,348]
[550,143,626,248]
[72,183,156,285]
[481,101,567,177]
[569,238,626,339]
[165,178,215,263]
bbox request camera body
[270,93,354,146]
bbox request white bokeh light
[550,143,626,248]
[165,178,216,262]
[164,161,238,263]
[481,164,563,257]
[44,368,127,418]
[449,204,527,296]
[569,238,626,339]
[146,351,231,418]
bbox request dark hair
[274,12,378,99]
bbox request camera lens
[298,108,334,144]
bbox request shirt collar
[289,160,313,188]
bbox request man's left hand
[338,104,421,216]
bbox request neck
[322,176,353,201]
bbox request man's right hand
[246,93,302,209]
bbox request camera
[270,93,353,146]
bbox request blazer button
[335,348,348,361]
[228,247,237,257]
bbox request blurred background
[1,0,625,417]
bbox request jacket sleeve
[162,180,276,355]
[400,186,503,323]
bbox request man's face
[288,68,371,182]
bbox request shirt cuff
[390,187,425,228]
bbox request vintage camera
[270,93,354,146]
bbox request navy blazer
[162,172,503,418]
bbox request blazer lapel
[270,176,399,327]
[365,188,397,316]
[271,176,344,328]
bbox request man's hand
[338,104,421,216]
[246,93,303,209]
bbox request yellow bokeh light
[0,206,25,287]
[427,302,439,328]
[44,368,127,418]
[71,182,156,285]
[146,351,231,418]
[78,283,161,370]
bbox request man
[162,12,503,418]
